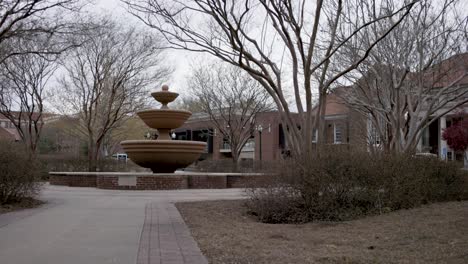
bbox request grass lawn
[176,200,468,264]
[0,198,43,215]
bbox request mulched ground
[0,198,44,215]
[176,200,468,264]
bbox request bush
[189,159,278,173]
[247,149,467,223]
[0,141,42,205]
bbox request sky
[50,0,468,113]
[88,0,202,95]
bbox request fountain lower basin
[120,140,206,173]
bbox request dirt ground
[176,200,468,264]
[0,198,43,215]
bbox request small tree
[188,63,273,168]
[0,39,59,154]
[57,17,171,171]
[442,118,468,168]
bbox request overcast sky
[88,0,205,95]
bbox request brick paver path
[0,184,244,264]
[137,203,207,264]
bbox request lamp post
[257,125,263,161]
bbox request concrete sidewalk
[0,184,245,264]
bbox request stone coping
[49,172,269,177]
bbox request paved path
[0,184,245,264]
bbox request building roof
[310,86,351,117]
[422,52,468,88]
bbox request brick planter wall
[136,175,188,190]
[49,173,97,187]
[49,172,273,190]
[96,174,188,190]
[188,175,227,189]
[227,174,273,188]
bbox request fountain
[49,84,271,190]
[120,85,207,173]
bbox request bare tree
[123,0,419,158]
[0,0,83,63]
[0,39,59,154]
[57,18,171,171]
[341,0,467,153]
[188,63,273,167]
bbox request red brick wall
[49,174,97,187]
[136,175,188,190]
[50,173,275,190]
[188,175,227,189]
[227,174,273,188]
[96,175,188,190]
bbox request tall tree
[58,18,171,171]
[341,0,467,153]
[188,63,273,168]
[0,39,59,154]
[0,0,82,63]
[123,0,418,158]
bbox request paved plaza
[0,184,245,264]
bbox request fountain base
[49,172,273,190]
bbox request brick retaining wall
[188,175,227,189]
[49,172,273,190]
[49,174,97,187]
[227,174,273,188]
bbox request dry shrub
[0,141,42,205]
[247,148,466,223]
[190,159,278,173]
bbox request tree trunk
[232,151,239,172]
[88,142,98,172]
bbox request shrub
[0,141,42,205]
[189,159,278,173]
[247,149,466,223]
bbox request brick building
[173,94,367,162]
[173,111,290,161]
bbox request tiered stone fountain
[120,85,206,173]
[49,84,270,190]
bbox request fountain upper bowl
[137,109,192,129]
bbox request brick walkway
[137,203,208,264]
[0,185,244,264]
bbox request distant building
[173,111,290,161]
[416,53,468,161]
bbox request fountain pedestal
[120,85,206,173]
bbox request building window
[334,123,342,144]
[421,127,429,147]
[367,119,382,146]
